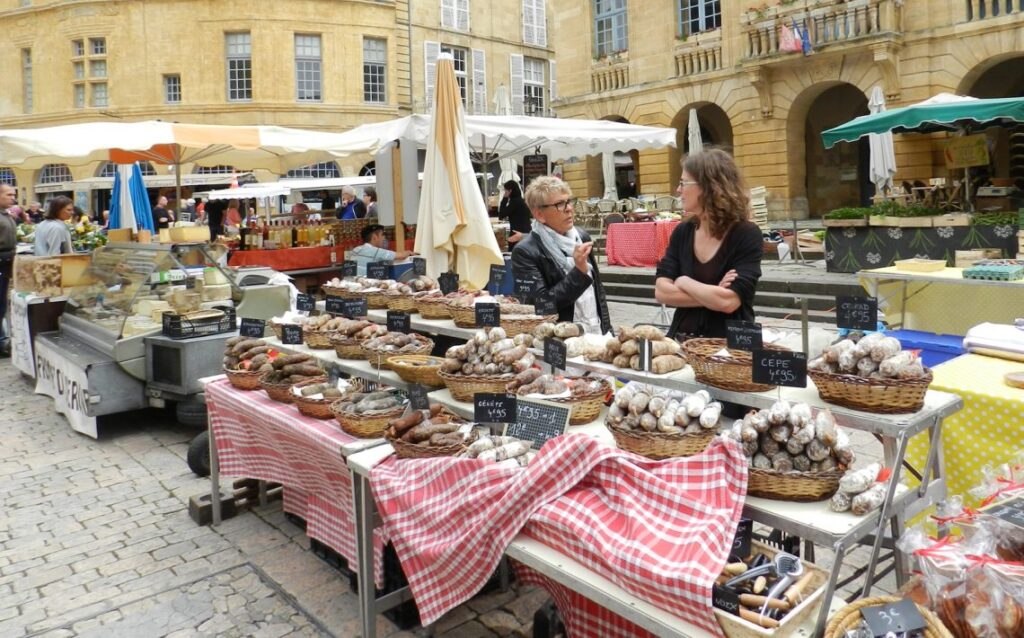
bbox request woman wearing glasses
[511,176,611,335]
[655,149,763,339]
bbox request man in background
[0,184,19,357]
[152,196,172,229]
[350,224,414,276]
[27,201,43,224]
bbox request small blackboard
[475,303,500,327]
[330,250,338,264]
[412,258,427,276]
[406,384,430,411]
[711,584,741,616]
[474,393,517,423]
[726,321,763,352]
[836,295,878,331]
[751,350,808,388]
[341,261,357,277]
[488,264,507,290]
[636,339,653,373]
[731,518,752,560]
[514,275,541,297]
[543,338,567,372]
[860,598,928,637]
[504,397,571,450]
[387,311,411,334]
[523,154,549,187]
[342,298,368,319]
[325,295,345,315]
[367,262,390,280]
[534,292,557,316]
[296,293,315,312]
[185,276,196,290]
[239,317,266,338]
[439,272,459,295]
[983,494,1024,530]
[281,324,303,345]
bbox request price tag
[296,293,315,312]
[439,272,459,295]
[330,250,337,264]
[534,293,557,316]
[412,258,427,276]
[239,317,266,338]
[185,276,196,290]
[367,261,390,280]
[504,397,571,450]
[342,298,368,319]
[514,275,541,297]
[860,599,928,637]
[751,350,808,388]
[325,295,345,315]
[731,518,753,560]
[982,494,1024,530]
[726,321,763,352]
[341,260,357,277]
[543,338,567,372]
[488,264,507,290]
[836,295,878,331]
[281,324,303,345]
[387,311,411,334]
[474,393,517,423]
[406,384,430,411]
[711,585,742,616]
[636,339,653,373]
[475,303,500,327]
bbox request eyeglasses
[678,180,699,188]
[539,198,576,213]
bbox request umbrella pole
[175,155,182,225]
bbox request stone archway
[958,55,1024,190]
[584,114,640,198]
[668,102,734,192]
[786,82,870,218]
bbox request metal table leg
[258,480,268,507]
[209,413,221,527]
[354,473,377,638]
[812,540,848,637]
[862,433,911,598]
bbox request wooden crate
[931,213,972,227]
[869,216,935,227]
[822,218,867,227]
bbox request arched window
[286,161,341,179]
[39,164,72,184]
[99,161,158,177]
[194,165,236,174]
[359,162,376,177]
[0,167,16,186]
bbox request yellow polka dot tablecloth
[907,354,1024,509]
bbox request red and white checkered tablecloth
[369,433,748,633]
[605,221,681,268]
[205,379,386,587]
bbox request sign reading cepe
[944,134,989,169]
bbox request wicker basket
[385,293,418,313]
[747,467,844,502]
[809,369,933,414]
[303,329,341,350]
[269,321,285,340]
[825,596,952,638]
[387,414,475,459]
[291,377,364,420]
[684,338,790,392]
[329,401,407,438]
[438,370,517,402]
[501,314,559,338]
[330,334,367,360]
[416,296,452,319]
[362,336,434,370]
[365,290,390,309]
[388,355,447,387]
[260,373,326,404]
[512,377,610,426]
[447,303,530,329]
[608,423,715,459]
[224,367,264,391]
[322,286,365,300]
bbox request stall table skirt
[205,379,386,586]
[605,221,680,268]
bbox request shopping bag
[779,23,801,52]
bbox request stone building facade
[553,1,1024,218]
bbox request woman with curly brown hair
[655,149,763,339]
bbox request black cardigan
[655,220,763,339]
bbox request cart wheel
[187,431,211,477]
[176,399,208,427]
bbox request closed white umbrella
[602,153,618,200]
[414,54,504,288]
[492,86,520,186]
[687,108,704,155]
[867,86,897,194]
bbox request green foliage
[971,211,1017,226]
[824,207,870,220]
[868,201,942,218]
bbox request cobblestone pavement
[1,344,893,637]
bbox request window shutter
[424,41,440,111]
[471,48,486,115]
[509,54,525,116]
[522,0,535,45]
[548,59,557,104]
[536,0,547,48]
[456,0,470,31]
[441,0,455,29]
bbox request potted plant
[869,201,941,227]
[822,207,869,227]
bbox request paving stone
[467,588,517,615]
[478,609,521,636]
[503,586,551,624]
[437,619,499,638]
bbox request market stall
[604,219,681,267]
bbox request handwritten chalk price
[751,350,807,388]
[726,321,763,352]
[836,295,878,332]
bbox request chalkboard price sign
[523,154,549,187]
[475,303,501,327]
[439,272,459,295]
[239,317,266,338]
[543,338,567,372]
[488,264,507,290]
[983,494,1024,530]
[731,518,752,561]
[726,321,763,352]
[281,324,303,345]
[296,293,315,312]
[341,261,357,277]
[514,276,541,297]
[406,384,430,411]
[751,350,808,388]
[325,295,345,315]
[412,258,427,276]
[367,262,390,280]
[342,298,368,319]
[185,276,196,290]
[474,393,517,423]
[387,311,411,334]
[534,293,557,316]
[860,599,928,637]
[504,397,571,450]
[711,585,741,616]
[836,295,878,331]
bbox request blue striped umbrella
[109,162,154,232]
